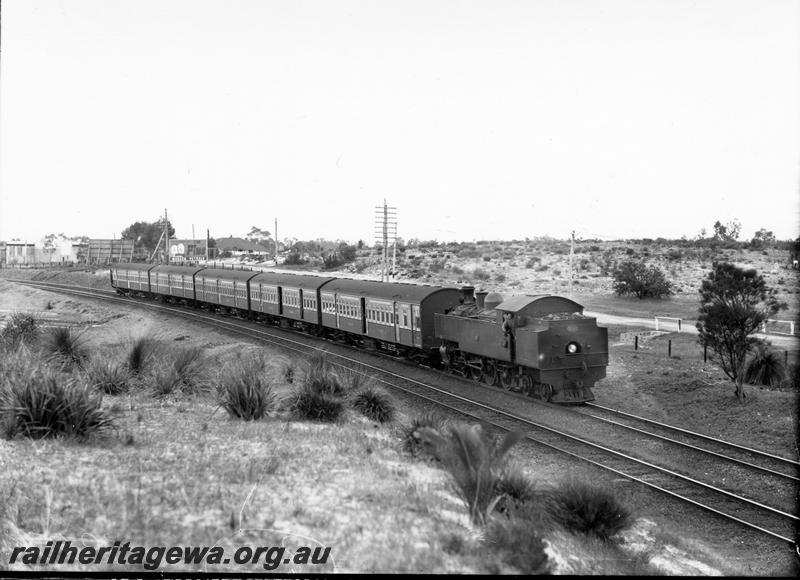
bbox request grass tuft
[494,466,539,516]
[168,346,207,393]
[43,326,88,368]
[352,386,395,423]
[217,358,277,420]
[402,412,448,457]
[290,386,345,422]
[544,478,632,541]
[338,367,370,393]
[745,345,786,387]
[483,513,550,574]
[304,352,346,396]
[0,313,40,350]
[87,359,131,395]
[1,365,114,439]
[126,336,157,375]
[417,422,524,524]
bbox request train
[109,263,608,403]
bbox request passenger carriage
[110,263,154,294]
[195,268,257,312]
[248,272,336,329]
[149,264,205,301]
[318,278,461,356]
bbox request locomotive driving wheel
[483,360,499,387]
[532,382,553,402]
[499,367,515,390]
[520,375,534,396]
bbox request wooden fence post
[668,340,672,358]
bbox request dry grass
[1,274,789,574]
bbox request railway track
[9,279,799,547]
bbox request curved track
[10,279,799,546]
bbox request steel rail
[586,402,800,467]
[12,280,798,545]
[577,411,799,482]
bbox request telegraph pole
[374,200,397,282]
[164,208,170,264]
[274,218,278,265]
[568,230,575,296]
[206,229,210,261]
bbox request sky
[1,0,798,245]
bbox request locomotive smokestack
[460,286,475,304]
[475,290,488,309]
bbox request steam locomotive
[110,263,608,403]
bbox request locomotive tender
[110,263,608,403]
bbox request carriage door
[411,304,421,347]
[394,303,401,343]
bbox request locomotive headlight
[566,342,580,354]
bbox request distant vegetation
[612,261,673,299]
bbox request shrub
[483,515,550,574]
[126,336,157,375]
[472,268,490,281]
[543,478,631,540]
[494,467,539,516]
[1,366,114,439]
[612,261,673,299]
[744,345,786,387]
[1,313,40,349]
[290,386,345,422]
[43,327,88,368]
[352,387,395,423]
[87,359,131,395]
[217,358,277,420]
[402,412,448,457]
[417,423,524,524]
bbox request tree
[712,219,741,242]
[245,226,272,246]
[321,242,357,270]
[696,262,786,401]
[750,228,776,248]
[612,261,673,299]
[121,219,175,255]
